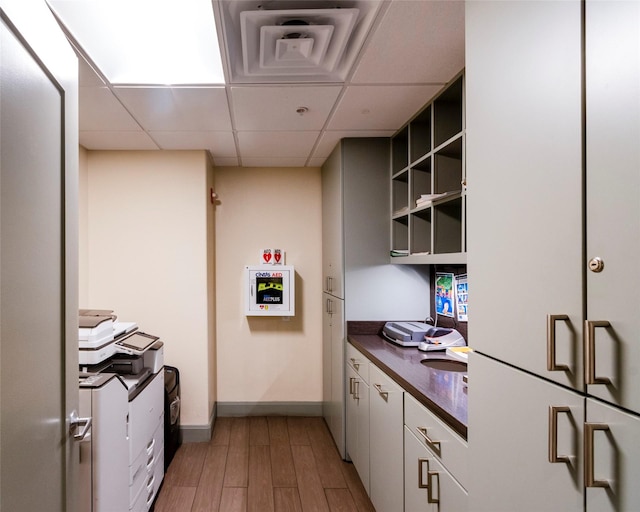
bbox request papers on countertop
[446,346,473,362]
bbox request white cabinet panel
[346,363,370,494]
[323,294,345,457]
[585,399,640,511]
[584,0,640,413]
[404,426,467,512]
[465,0,584,389]
[468,353,584,512]
[321,144,344,299]
[369,364,404,512]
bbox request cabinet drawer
[404,393,468,489]
[129,371,164,461]
[130,421,164,498]
[404,425,468,512]
[346,343,369,383]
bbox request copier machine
[78,309,165,512]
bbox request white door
[467,353,584,512]
[584,0,640,414]
[0,2,79,511]
[465,0,584,390]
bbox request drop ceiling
[48,0,465,168]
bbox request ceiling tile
[212,156,240,167]
[79,87,141,131]
[307,156,329,167]
[150,131,237,157]
[114,87,232,132]
[79,131,158,150]
[327,85,443,131]
[240,157,309,168]
[231,86,342,131]
[351,0,465,85]
[313,130,395,159]
[236,131,319,159]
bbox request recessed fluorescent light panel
[47,0,225,85]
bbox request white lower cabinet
[369,363,404,512]
[404,426,467,512]
[346,345,370,493]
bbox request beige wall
[214,167,323,404]
[80,150,215,427]
[79,152,323,427]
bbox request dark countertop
[347,321,468,439]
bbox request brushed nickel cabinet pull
[418,458,429,489]
[584,422,610,488]
[427,470,440,504]
[353,379,360,401]
[349,357,360,371]
[326,276,333,293]
[547,314,570,371]
[548,406,571,463]
[416,427,441,456]
[373,383,388,401]
[584,320,612,385]
[326,298,333,315]
[349,377,355,396]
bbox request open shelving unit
[391,73,466,264]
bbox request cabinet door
[321,143,344,299]
[468,353,584,512]
[369,364,404,512]
[404,426,467,512]
[585,0,640,413]
[323,295,345,457]
[346,364,370,494]
[465,0,584,390]
[585,398,640,511]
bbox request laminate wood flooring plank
[270,442,298,487]
[306,418,346,489]
[339,462,376,512]
[287,417,311,445]
[191,444,228,512]
[211,417,232,446]
[325,488,359,512]
[219,487,248,512]
[225,417,250,487]
[153,485,196,512]
[291,444,330,512]
[274,488,303,512]
[267,416,290,444]
[163,442,208,487]
[248,445,275,512]
[249,416,270,446]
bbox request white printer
[78,309,162,368]
[382,321,465,351]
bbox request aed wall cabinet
[245,265,295,316]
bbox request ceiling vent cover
[240,8,359,77]
[217,0,384,84]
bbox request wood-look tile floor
[154,416,376,512]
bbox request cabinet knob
[588,257,605,273]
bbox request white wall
[214,167,323,404]
[80,150,215,427]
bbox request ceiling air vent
[240,8,359,77]
[217,0,384,84]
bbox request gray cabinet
[321,139,430,458]
[466,1,640,510]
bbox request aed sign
[245,265,295,316]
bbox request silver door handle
[547,314,570,371]
[373,383,388,401]
[548,406,571,463]
[416,426,441,456]
[70,410,92,441]
[584,422,610,488]
[584,320,612,385]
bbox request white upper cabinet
[466,0,584,390]
[584,0,640,413]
